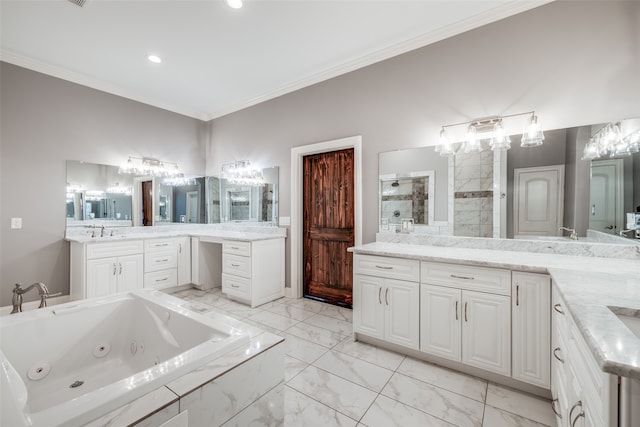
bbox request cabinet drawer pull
[156,243,169,247]
[156,277,168,282]
[464,302,468,322]
[156,258,169,263]
[569,401,582,426]
[378,287,382,304]
[230,246,240,250]
[178,243,182,253]
[451,274,474,280]
[455,300,459,321]
[571,411,584,427]
[551,398,562,418]
[554,303,564,315]
[231,263,240,267]
[553,347,564,363]
[516,284,520,306]
[385,288,389,305]
[375,265,393,270]
[231,284,239,288]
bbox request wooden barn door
[303,148,354,307]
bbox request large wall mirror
[378,118,640,244]
[219,166,279,224]
[66,161,279,228]
[66,160,134,227]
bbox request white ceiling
[1,0,549,121]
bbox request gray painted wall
[1,63,206,305]
[207,1,640,287]
[2,1,639,304]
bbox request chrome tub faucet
[11,282,62,314]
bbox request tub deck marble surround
[348,241,640,381]
[165,287,555,426]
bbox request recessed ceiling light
[147,54,162,64]
[226,0,243,9]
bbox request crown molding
[0,50,209,121]
[2,0,552,122]
[205,0,553,120]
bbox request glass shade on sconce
[581,138,600,160]
[437,128,457,156]
[464,124,482,153]
[490,121,511,151]
[520,114,545,147]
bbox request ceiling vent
[67,0,87,7]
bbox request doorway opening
[290,135,362,305]
[142,180,153,226]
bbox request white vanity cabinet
[353,254,420,349]
[221,238,285,308]
[551,287,618,427]
[71,240,144,300]
[144,237,191,289]
[420,261,511,376]
[512,272,551,389]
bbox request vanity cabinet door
[176,236,191,286]
[420,284,462,361]
[353,274,385,340]
[512,272,550,388]
[462,290,511,376]
[117,254,143,293]
[385,279,419,349]
[86,257,117,298]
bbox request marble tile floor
[168,287,555,427]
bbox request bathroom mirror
[378,118,640,243]
[378,148,449,232]
[219,166,279,225]
[66,160,134,227]
[156,176,207,224]
[379,172,434,230]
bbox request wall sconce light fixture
[581,123,640,160]
[118,156,182,177]
[220,160,264,186]
[436,111,544,156]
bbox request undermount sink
[609,306,640,339]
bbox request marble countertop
[66,224,287,244]
[349,242,640,379]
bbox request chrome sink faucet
[11,282,62,314]
[559,227,578,240]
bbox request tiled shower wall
[454,151,493,237]
[380,178,428,226]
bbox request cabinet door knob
[113,263,117,275]
[178,243,182,253]
[119,263,123,275]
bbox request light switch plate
[11,218,22,229]
[279,216,291,226]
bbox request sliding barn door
[303,148,354,307]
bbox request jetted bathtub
[0,289,251,426]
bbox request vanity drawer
[87,240,143,259]
[223,240,251,257]
[223,253,252,278]
[144,250,178,273]
[354,254,420,282]
[222,273,250,299]
[145,238,179,252]
[144,269,178,289]
[421,261,511,295]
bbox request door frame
[513,164,564,237]
[290,135,362,299]
[133,176,155,227]
[590,158,624,232]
